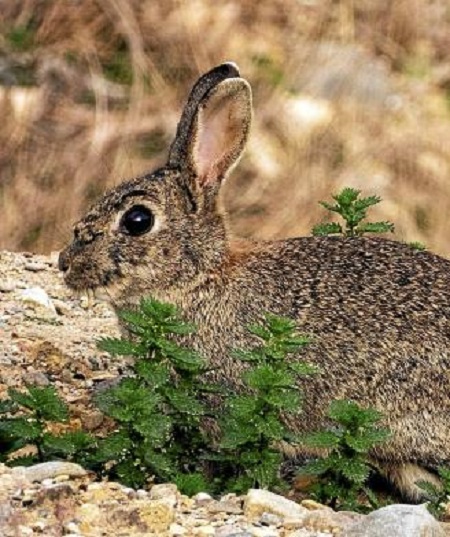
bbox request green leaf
[327,400,383,429]
[94,379,161,422]
[174,473,211,496]
[244,365,293,391]
[339,458,370,484]
[134,414,172,445]
[42,431,96,457]
[135,360,170,386]
[97,337,144,356]
[312,222,343,237]
[28,386,69,422]
[256,414,286,440]
[288,362,319,377]
[0,399,17,414]
[357,222,395,235]
[0,417,42,441]
[165,390,204,416]
[346,428,391,452]
[93,432,132,463]
[114,459,146,489]
[299,457,333,476]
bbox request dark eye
[120,205,154,236]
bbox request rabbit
[59,62,450,500]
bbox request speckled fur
[60,64,450,500]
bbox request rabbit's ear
[168,63,241,167]
[168,63,252,188]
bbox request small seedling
[312,187,395,237]
[297,399,391,511]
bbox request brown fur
[59,63,450,500]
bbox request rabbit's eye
[120,205,154,236]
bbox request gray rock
[344,504,444,537]
[244,489,308,521]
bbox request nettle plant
[217,314,316,492]
[298,400,391,511]
[0,385,94,465]
[312,187,395,237]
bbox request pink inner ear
[193,100,237,186]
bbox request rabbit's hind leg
[382,462,441,501]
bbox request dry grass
[0,0,450,254]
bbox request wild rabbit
[59,62,450,499]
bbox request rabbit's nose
[58,250,71,273]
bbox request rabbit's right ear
[168,63,252,191]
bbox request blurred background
[0,0,449,255]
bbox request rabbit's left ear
[168,64,252,188]
[188,78,252,187]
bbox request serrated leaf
[165,390,204,416]
[346,428,391,452]
[134,414,172,445]
[42,431,96,457]
[312,222,343,237]
[299,457,333,476]
[135,360,170,386]
[94,432,132,462]
[357,222,395,235]
[0,417,42,441]
[0,399,17,414]
[339,458,370,484]
[299,431,341,449]
[256,414,286,440]
[27,386,68,422]
[97,337,144,356]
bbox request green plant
[312,188,395,237]
[0,386,94,465]
[216,314,316,492]
[6,25,36,52]
[94,298,217,491]
[417,466,450,519]
[297,399,391,511]
[407,241,426,251]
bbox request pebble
[20,286,57,314]
[24,262,48,272]
[170,522,188,535]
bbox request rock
[193,492,214,505]
[150,482,178,501]
[0,280,15,292]
[259,512,282,526]
[208,500,243,515]
[344,504,444,537]
[215,528,252,537]
[20,287,57,314]
[303,508,363,534]
[170,522,188,536]
[139,498,176,532]
[24,262,48,272]
[20,461,88,482]
[22,370,50,386]
[244,489,308,521]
